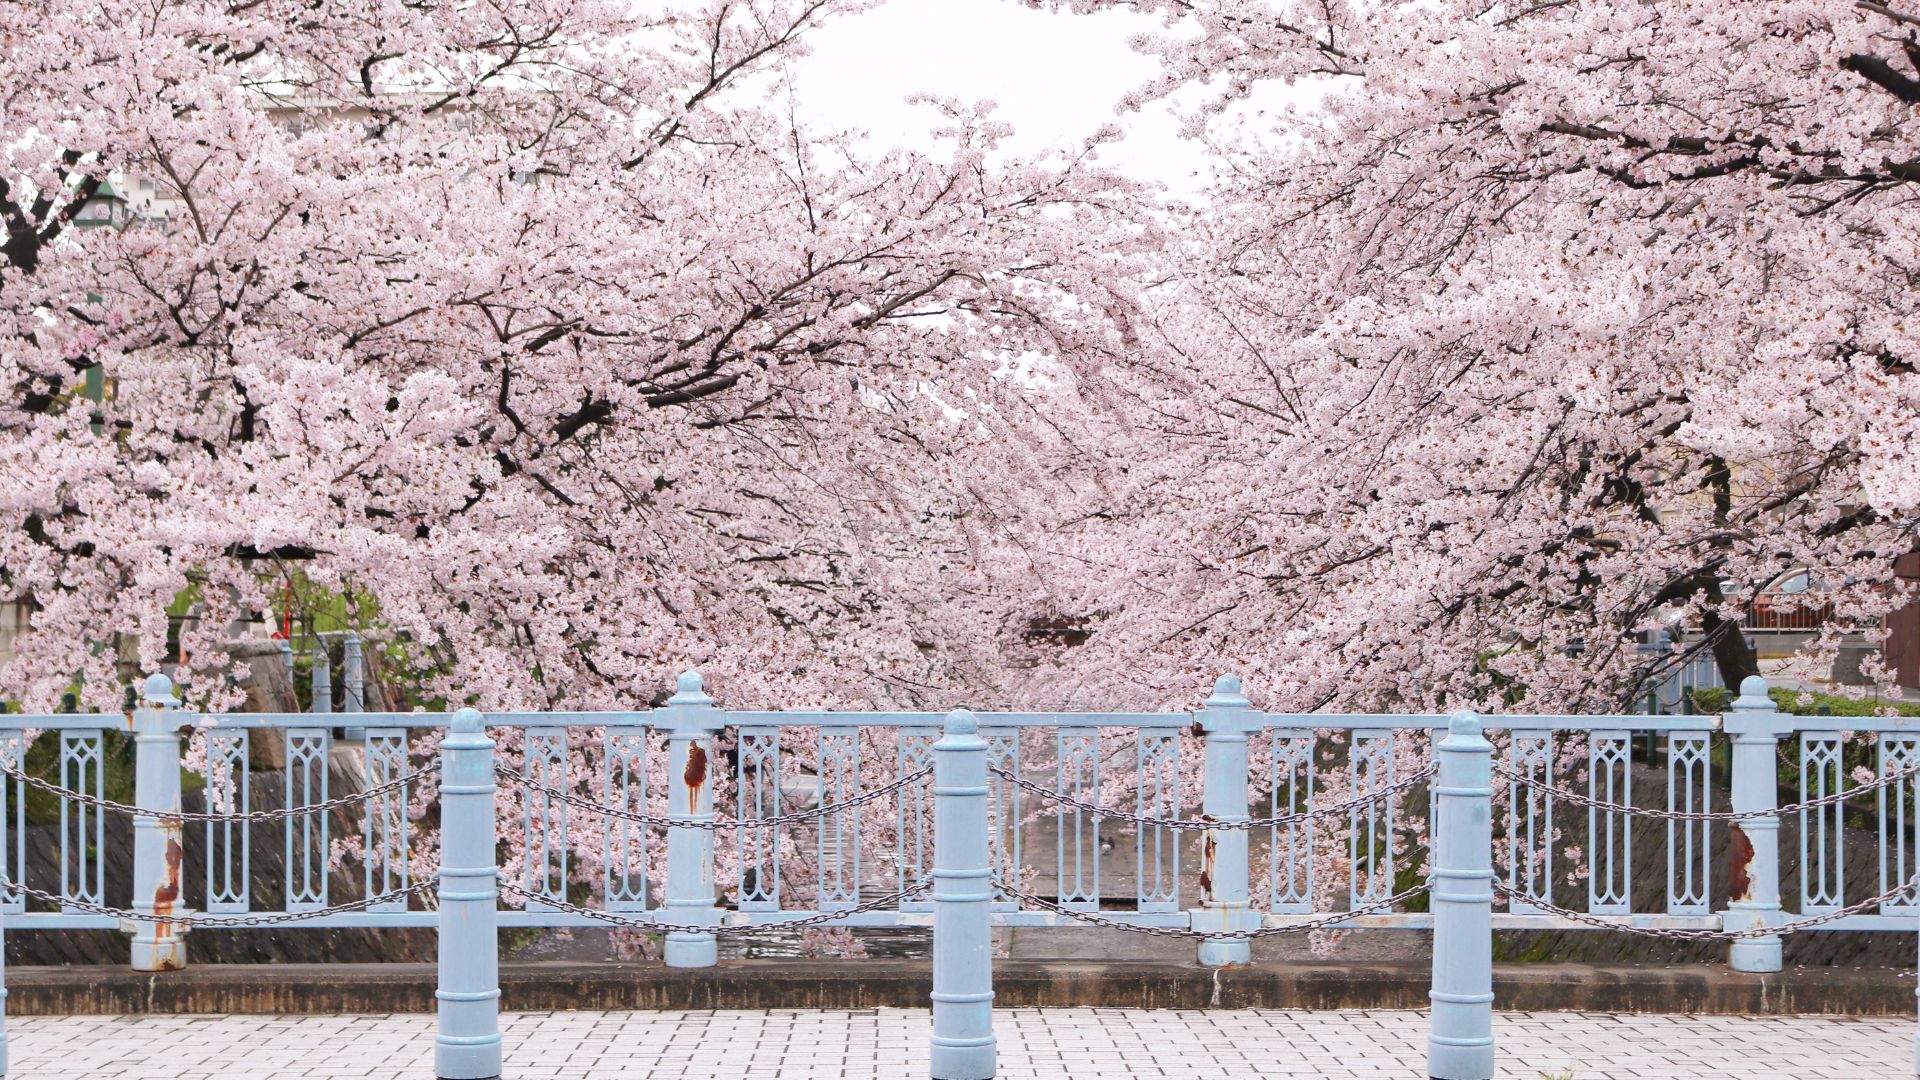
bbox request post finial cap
[1733,675,1772,710]
[944,708,978,735]
[451,706,484,733]
[1205,673,1248,708]
[141,673,179,707]
[1448,709,1481,735]
[669,670,713,706]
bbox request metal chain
[495,879,927,935]
[988,764,1437,832]
[4,878,436,927]
[0,761,439,824]
[1490,879,1920,940]
[494,764,931,830]
[994,880,1430,939]
[1493,758,1920,822]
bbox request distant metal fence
[0,672,1916,1078]
[1635,631,1737,715]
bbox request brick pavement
[9,1007,1911,1078]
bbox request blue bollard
[1,886,8,1076]
[663,671,721,968]
[310,639,332,714]
[1428,710,1494,1080]
[436,707,501,1080]
[931,709,995,1080]
[1193,675,1257,966]
[342,632,367,743]
[130,673,188,972]
[1723,676,1783,973]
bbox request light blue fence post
[310,638,332,714]
[436,707,501,1080]
[130,673,188,972]
[342,631,366,743]
[663,671,721,968]
[1428,710,1494,1080]
[931,708,995,1080]
[1193,674,1256,966]
[1723,675,1783,973]
[1,874,8,1076]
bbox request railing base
[130,935,188,974]
[664,935,718,968]
[1727,937,1782,973]
[1195,940,1250,968]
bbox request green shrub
[1690,687,1731,714]
[1771,687,1920,718]
[1690,685,1919,718]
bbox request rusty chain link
[1493,758,1920,822]
[494,764,931,830]
[4,878,436,927]
[0,761,438,824]
[495,878,927,935]
[994,880,1429,939]
[989,764,1436,832]
[1491,879,1920,939]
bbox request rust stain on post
[1728,823,1754,900]
[1199,830,1216,900]
[684,744,708,813]
[152,830,185,965]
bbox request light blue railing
[1,671,1918,1078]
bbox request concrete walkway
[15,1007,1914,1079]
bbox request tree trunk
[1702,609,1760,692]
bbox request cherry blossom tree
[0,0,1152,715]
[1040,0,1920,714]
[0,0,1172,939]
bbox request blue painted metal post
[1723,675,1783,973]
[1193,674,1257,966]
[342,631,366,743]
[663,671,721,968]
[130,673,188,972]
[310,638,332,714]
[0,874,8,1076]
[931,708,995,1080]
[436,707,501,1080]
[1428,710,1494,1080]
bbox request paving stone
[8,1007,1912,1078]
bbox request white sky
[787,0,1208,191]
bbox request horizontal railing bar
[0,716,130,731]
[192,712,439,728]
[1781,913,1920,931]
[7,909,1789,933]
[1258,714,1721,732]
[482,711,653,725]
[29,711,1900,734]
[723,711,1195,728]
[974,712,1193,728]
[1,913,122,930]
[1766,715,1920,733]
[1487,913,1723,931]
[724,711,946,725]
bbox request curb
[3,960,1910,1016]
